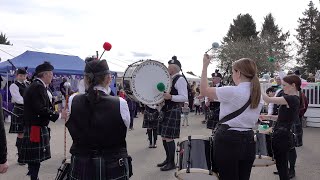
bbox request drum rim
[175,168,218,177]
[122,59,172,105]
[179,135,211,142]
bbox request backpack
[172,74,193,102]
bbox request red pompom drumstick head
[103,42,112,51]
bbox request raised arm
[200,54,218,100]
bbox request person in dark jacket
[20,61,64,180]
[0,95,9,174]
[66,58,132,180]
[125,96,137,130]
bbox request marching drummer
[157,56,188,171]
[8,67,29,165]
[143,104,159,148]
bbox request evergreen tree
[260,13,291,74]
[295,0,319,70]
[223,13,259,42]
[0,32,11,45]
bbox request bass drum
[122,60,171,105]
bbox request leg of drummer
[288,148,297,178]
[157,139,169,167]
[160,139,175,171]
[147,129,153,148]
[152,128,158,148]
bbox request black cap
[168,56,181,69]
[211,69,222,78]
[35,61,54,75]
[16,67,27,75]
[84,59,110,78]
[294,70,301,76]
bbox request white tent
[183,73,201,84]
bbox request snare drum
[177,135,213,173]
[122,60,171,105]
[253,131,275,167]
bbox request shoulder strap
[214,98,251,128]
[172,74,182,86]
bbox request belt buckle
[118,158,124,166]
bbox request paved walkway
[1,113,320,180]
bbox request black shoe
[153,144,157,148]
[160,162,175,171]
[273,171,279,175]
[157,160,168,167]
[149,143,153,148]
[18,162,26,166]
[289,169,295,179]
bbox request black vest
[14,81,27,104]
[66,91,127,156]
[209,83,222,110]
[272,89,284,115]
[164,75,183,109]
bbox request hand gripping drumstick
[63,81,71,160]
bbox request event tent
[0,50,85,75]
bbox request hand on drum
[163,92,172,100]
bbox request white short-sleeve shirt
[216,82,263,131]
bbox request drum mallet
[99,42,112,60]
[205,42,219,53]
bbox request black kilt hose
[19,126,51,163]
[9,104,24,133]
[158,106,181,139]
[292,116,303,147]
[207,102,220,130]
[142,106,159,129]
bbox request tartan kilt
[19,126,51,163]
[9,104,24,133]
[206,108,220,130]
[142,107,159,129]
[69,155,129,180]
[158,107,181,139]
[292,117,303,147]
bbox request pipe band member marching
[206,70,223,130]
[65,57,132,180]
[8,67,29,165]
[20,62,64,180]
[157,56,188,171]
[143,105,159,148]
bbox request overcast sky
[1,0,319,75]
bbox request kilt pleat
[9,105,24,133]
[69,156,128,180]
[19,126,51,163]
[292,117,303,147]
[142,108,159,129]
[158,107,181,139]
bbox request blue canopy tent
[0,51,117,113]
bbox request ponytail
[250,75,261,109]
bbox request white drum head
[253,155,276,167]
[175,169,219,180]
[124,60,171,105]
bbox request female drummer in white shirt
[200,55,263,180]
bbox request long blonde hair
[232,58,261,109]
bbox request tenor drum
[123,60,171,105]
[176,135,218,179]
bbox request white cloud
[1,0,319,75]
